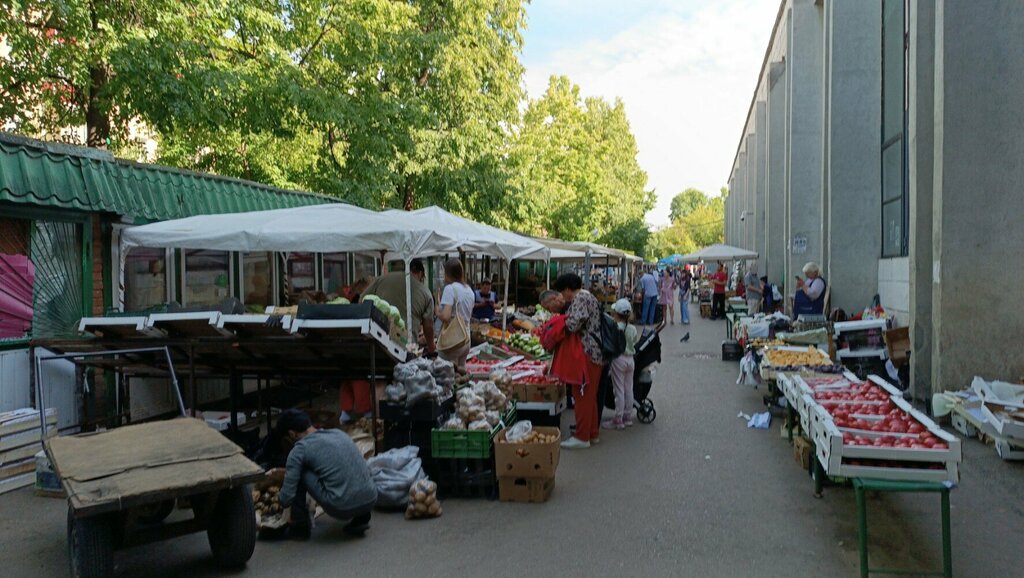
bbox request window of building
[881,0,909,257]
[322,253,349,297]
[183,249,231,306]
[352,254,377,284]
[123,247,168,312]
[241,252,274,310]
[284,252,316,302]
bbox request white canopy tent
[121,204,548,341]
[682,243,759,263]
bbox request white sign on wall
[792,235,808,255]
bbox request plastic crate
[432,457,497,499]
[430,403,516,459]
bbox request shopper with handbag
[436,258,475,371]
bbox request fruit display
[763,347,832,368]
[466,358,503,375]
[750,338,785,348]
[405,479,443,519]
[507,359,550,376]
[787,374,963,483]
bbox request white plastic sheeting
[682,243,759,263]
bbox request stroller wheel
[637,399,656,424]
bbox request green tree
[669,188,708,222]
[503,76,654,254]
[682,201,725,247]
[647,222,696,259]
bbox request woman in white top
[436,258,475,370]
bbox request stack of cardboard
[0,408,56,495]
[493,426,560,503]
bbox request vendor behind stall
[793,262,827,317]
[276,409,378,539]
[362,259,435,352]
[473,279,500,320]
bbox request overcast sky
[521,0,779,227]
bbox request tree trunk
[85,2,109,149]
[402,175,415,211]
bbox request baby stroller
[603,321,663,423]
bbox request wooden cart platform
[50,418,263,518]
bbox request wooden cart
[48,418,264,578]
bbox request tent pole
[546,257,551,290]
[502,261,511,336]
[404,257,414,345]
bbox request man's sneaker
[342,522,369,538]
[560,437,591,450]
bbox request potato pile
[498,430,558,445]
[405,479,443,519]
[253,486,284,518]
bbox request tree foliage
[500,76,655,254]
[669,188,707,222]
[649,187,725,259]
[1,1,654,253]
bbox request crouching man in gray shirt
[276,409,378,539]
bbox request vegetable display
[507,333,545,358]
[362,294,406,331]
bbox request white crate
[981,401,1024,439]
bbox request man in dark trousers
[276,409,378,539]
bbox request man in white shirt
[743,263,763,315]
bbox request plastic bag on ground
[405,479,443,519]
[366,446,426,508]
[747,412,771,429]
[505,420,533,443]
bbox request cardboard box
[498,476,555,503]
[494,426,560,479]
[793,436,812,471]
[525,383,566,403]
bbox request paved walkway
[2,303,1022,576]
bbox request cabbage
[363,294,379,304]
[388,305,400,318]
[327,297,350,305]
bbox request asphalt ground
[2,302,1022,577]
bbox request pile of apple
[508,360,549,375]
[841,431,948,450]
[813,382,890,402]
[465,359,502,373]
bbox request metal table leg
[856,482,869,578]
[941,490,952,578]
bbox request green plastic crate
[431,403,516,459]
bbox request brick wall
[91,214,106,315]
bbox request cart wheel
[207,485,257,568]
[638,400,656,424]
[137,499,175,525]
[68,507,114,578]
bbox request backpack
[597,313,626,361]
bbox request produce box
[431,457,497,499]
[431,404,517,459]
[808,379,962,483]
[793,436,812,471]
[498,476,555,503]
[494,426,561,479]
[525,383,566,403]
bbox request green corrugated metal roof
[0,133,335,220]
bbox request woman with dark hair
[554,272,604,449]
[436,258,475,370]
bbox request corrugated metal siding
[0,134,335,220]
[0,348,30,411]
